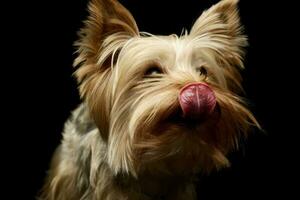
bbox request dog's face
[74,0,258,176]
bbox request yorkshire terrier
[40,0,259,199]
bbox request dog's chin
[133,103,231,174]
[163,103,221,131]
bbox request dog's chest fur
[56,104,196,199]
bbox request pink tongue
[179,83,216,119]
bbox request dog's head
[74,0,259,176]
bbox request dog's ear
[73,0,139,139]
[74,0,139,82]
[190,0,247,64]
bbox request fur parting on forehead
[98,33,209,70]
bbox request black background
[5,0,298,199]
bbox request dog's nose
[179,83,216,119]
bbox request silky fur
[39,0,259,199]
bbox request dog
[39,0,259,199]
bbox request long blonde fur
[39,0,259,199]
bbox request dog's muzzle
[179,82,216,119]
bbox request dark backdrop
[6,0,297,199]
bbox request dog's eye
[145,66,163,76]
[196,66,208,76]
